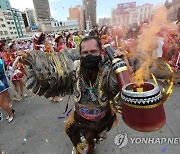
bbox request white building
[112,3,153,26]
[25,8,37,27]
[0,9,26,41]
[135,3,153,24]
[98,17,111,27]
[111,8,130,26]
[51,20,79,33]
[38,19,51,33]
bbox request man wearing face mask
[15,35,132,154]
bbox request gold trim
[98,66,109,107]
[153,60,175,102]
[122,100,163,109]
[115,66,128,73]
[104,44,111,48]
[112,58,121,64]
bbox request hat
[55,35,63,43]
[8,42,14,48]
[0,42,6,51]
[35,33,46,45]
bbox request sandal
[21,94,28,97]
[8,109,15,123]
[13,97,21,102]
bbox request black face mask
[80,55,102,69]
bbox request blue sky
[9,0,167,21]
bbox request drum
[121,82,165,132]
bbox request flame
[133,56,152,87]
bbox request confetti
[50,116,54,120]
[58,108,72,119]
[44,108,48,112]
[19,128,25,133]
[45,139,48,143]
[162,147,166,152]
[54,129,58,133]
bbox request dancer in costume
[9,43,26,101]
[34,33,54,53]
[0,42,15,123]
[0,42,13,105]
[55,34,67,52]
[73,31,82,49]
[16,35,172,153]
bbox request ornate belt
[75,103,108,121]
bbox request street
[0,86,180,154]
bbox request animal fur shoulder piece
[25,50,79,98]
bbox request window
[10,32,13,35]
[1,24,6,27]
[4,31,8,35]
[7,21,10,24]
[14,32,17,34]
[9,27,12,30]
[13,27,16,29]
[0,18,3,21]
[11,22,14,24]
[0,31,3,35]
[140,14,142,19]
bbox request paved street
[0,85,180,154]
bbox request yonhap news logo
[114,133,180,149]
[114,133,128,149]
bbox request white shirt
[154,37,164,58]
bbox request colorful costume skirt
[7,66,24,81]
[65,106,117,153]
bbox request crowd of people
[0,21,179,153]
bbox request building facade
[130,3,153,25]
[51,20,79,33]
[32,0,51,32]
[0,0,11,10]
[22,12,29,28]
[11,8,26,38]
[112,3,153,26]
[165,0,180,22]
[32,0,51,21]
[33,0,51,21]
[25,8,37,27]
[98,17,111,27]
[83,0,97,29]
[0,9,26,41]
[67,5,84,31]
